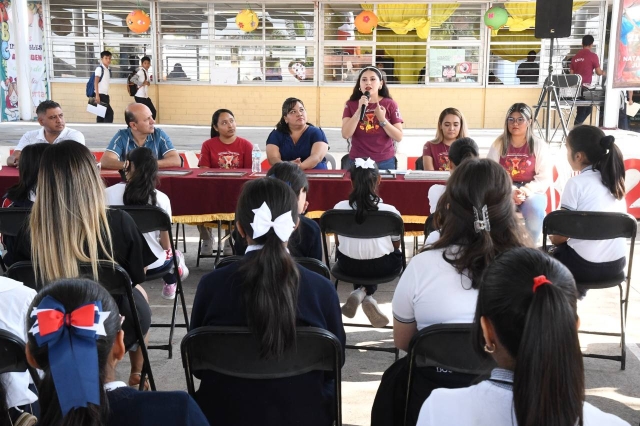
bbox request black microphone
[359,91,370,122]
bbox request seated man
[100,103,181,169]
[7,100,85,167]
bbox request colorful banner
[613,0,640,88]
[0,1,48,121]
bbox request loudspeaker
[535,0,572,39]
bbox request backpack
[127,68,147,97]
[85,66,110,98]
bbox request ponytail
[348,160,380,224]
[122,147,159,207]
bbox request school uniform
[190,250,345,426]
[132,67,156,120]
[266,125,328,169]
[427,184,445,215]
[95,64,114,123]
[418,368,630,426]
[333,199,403,295]
[553,166,627,282]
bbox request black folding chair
[542,210,637,370]
[404,324,494,426]
[0,207,31,273]
[295,257,331,279]
[320,210,406,357]
[0,329,40,388]
[181,326,343,425]
[414,157,424,171]
[5,261,39,290]
[111,205,190,359]
[174,223,187,253]
[215,255,243,269]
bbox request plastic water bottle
[251,144,262,173]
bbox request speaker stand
[533,38,569,144]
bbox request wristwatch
[379,120,388,128]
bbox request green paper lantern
[484,7,508,31]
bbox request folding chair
[215,255,243,269]
[414,157,424,171]
[404,324,494,426]
[111,205,190,359]
[0,207,31,272]
[324,153,337,170]
[0,329,40,388]
[295,257,331,279]
[5,261,39,290]
[181,326,343,426]
[197,220,236,267]
[542,210,637,370]
[320,210,406,357]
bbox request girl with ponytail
[190,178,345,426]
[417,247,628,426]
[550,126,627,283]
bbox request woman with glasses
[342,66,404,170]
[266,97,329,170]
[488,103,552,244]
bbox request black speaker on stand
[532,0,574,144]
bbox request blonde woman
[11,140,156,389]
[422,108,469,171]
[487,103,552,244]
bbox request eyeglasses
[507,117,527,125]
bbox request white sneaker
[175,250,189,281]
[223,238,233,256]
[201,239,214,256]
[341,287,366,318]
[362,296,389,328]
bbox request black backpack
[127,68,147,97]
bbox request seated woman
[550,126,627,284]
[487,103,552,244]
[372,159,526,426]
[266,97,329,170]
[422,108,469,171]
[334,158,403,328]
[25,279,208,426]
[198,109,253,169]
[11,140,156,390]
[418,247,629,426]
[233,162,322,260]
[1,142,49,266]
[105,147,189,301]
[191,178,345,426]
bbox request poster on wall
[0,1,48,122]
[428,49,465,82]
[613,0,640,88]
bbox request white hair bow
[355,157,376,169]
[251,202,295,242]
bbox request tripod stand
[533,38,570,144]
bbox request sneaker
[201,238,214,256]
[362,296,390,328]
[162,282,177,300]
[223,238,234,256]
[341,287,366,318]
[175,250,189,281]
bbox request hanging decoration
[236,9,259,33]
[126,9,151,33]
[354,10,378,34]
[483,7,508,31]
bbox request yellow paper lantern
[126,9,151,34]
[354,11,378,34]
[236,9,259,33]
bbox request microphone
[359,91,370,122]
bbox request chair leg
[619,284,627,370]
[181,224,186,253]
[214,221,223,265]
[196,238,202,267]
[0,254,6,273]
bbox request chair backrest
[111,205,172,234]
[415,157,424,171]
[0,207,31,237]
[295,257,331,279]
[77,261,133,297]
[215,255,243,269]
[181,326,342,424]
[424,215,435,237]
[324,153,337,170]
[542,211,637,243]
[550,73,581,88]
[5,261,39,290]
[0,329,40,386]
[340,154,351,170]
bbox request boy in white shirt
[94,50,114,123]
[132,56,156,120]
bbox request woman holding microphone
[342,66,404,170]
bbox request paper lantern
[126,10,151,33]
[354,11,378,34]
[236,9,259,33]
[484,7,508,31]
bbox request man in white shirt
[94,50,114,123]
[7,100,85,167]
[132,56,156,120]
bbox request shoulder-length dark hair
[348,160,380,224]
[123,147,159,207]
[210,108,235,138]
[235,178,300,358]
[275,98,315,134]
[428,158,528,287]
[6,142,49,202]
[493,102,536,156]
[348,66,392,102]
[473,247,584,426]
[567,126,625,200]
[27,279,121,426]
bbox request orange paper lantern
[126,9,151,33]
[354,11,378,34]
[236,9,259,33]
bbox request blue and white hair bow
[355,157,376,169]
[251,201,295,242]
[29,296,111,416]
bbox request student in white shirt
[7,100,85,167]
[334,158,403,328]
[132,56,156,120]
[550,126,627,284]
[94,50,114,123]
[418,247,630,426]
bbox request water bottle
[251,144,262,173]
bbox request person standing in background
[132,56,156,120]
[517,51,540,85]
[571,35,605,125]
[95,50,114,123]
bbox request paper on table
[86,103,107,118]
[627,102,640,117]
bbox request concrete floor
[1,121,640,424]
